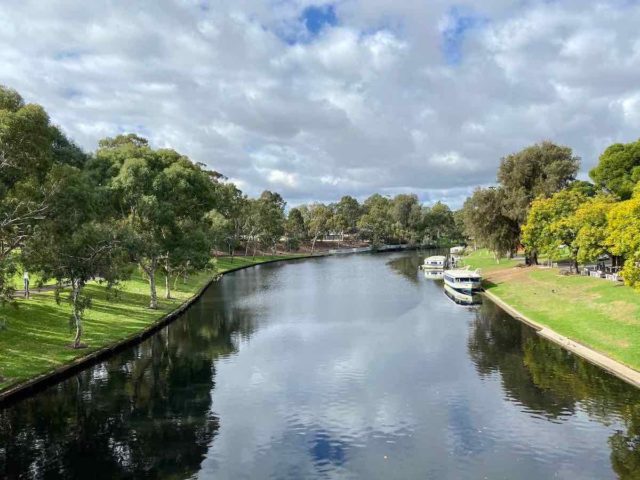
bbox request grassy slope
[0,255,301,392]
[462,249,640,370]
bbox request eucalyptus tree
[421,202,459,247]
[307,203,333,252]
[285,207,306,250]
[391,194,421,243]
[0,85,87,302]
[91,135,216,309]
[214,182,247,257]
[498,141,580,262]
[590,139,640,200]
[358,194,394,247]
[334,195,361,239]
[255,191,286,254]
[23,164,129,348]
[462,188,520,260]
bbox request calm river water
[2,252,640,479]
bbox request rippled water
[2,252,640,479]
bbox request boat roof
[425,255,446,261]
[444,269,481,278]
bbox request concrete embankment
[483,290,640,390]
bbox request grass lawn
[0,254,302,392]
[458,248,521,272]
[462,249,640,371]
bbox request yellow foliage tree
[522,190,587,272]
[606,187,640,289]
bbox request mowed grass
[0,255,302,392]
[463,249,640,371]
[459,248,521,272]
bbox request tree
[285,207,306,250]
[605,188,640,289]
[358,194,393,247]
[498,141,580,262]
[521,190,587,272]
[255,191,286,255]
[391,194,422,243]
[23,165,128,348]
[421,201,459,247]
[574,195,616,265]
[567,180,598,198]
[0,88,52,300]
[307,203,333,252]
[214,182,247,257]
[590,139,640,200]
[334,196,361,238]
[92,136,216,308]
[462,188,520,259]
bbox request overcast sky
[1,0,639,207]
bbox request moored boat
[443,269,482,292]
[421,255,447,270]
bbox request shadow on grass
[483,280,499,290]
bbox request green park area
[0,255,300,393]
[463,249,640,371]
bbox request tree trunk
[311,235,318,253]
[573,258,579,274]
[142,258,159,309]
[164,257,171,300]
[71,279,83,348]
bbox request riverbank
[462,249,640,384]
[0,255,305,398]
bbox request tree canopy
[590,138,640,200]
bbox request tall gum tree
[590,139,640,200]
[498,141,580,264]
[92,135,216,309]
[23,164,129,348]
[0,86,86,301]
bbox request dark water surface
[2,252,640,479]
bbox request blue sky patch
[441,7,487,65]
[300,4,337,35]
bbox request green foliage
[92,135,218,308]
[574,195,616,264]
[334,195,361,234]
[307,203,333,251]
[498,141,580,226]
[606,191,640,289]
[590,138,640,200]
[462,187,520,258]
[521,190,587,270]
[358,194,394,246]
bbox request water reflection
[0,280,254,479]
[1,253,640,479]
[469,301,640,478]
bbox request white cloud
[1,0,639,207]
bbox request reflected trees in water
[468,300,640,478]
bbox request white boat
[421,255,447,270]
[450,246,465,255]
[443,269,482,292]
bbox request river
[1,252,640,479]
